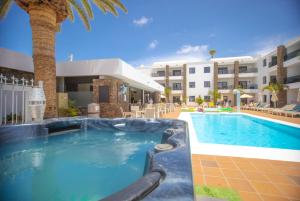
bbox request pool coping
[178,112,300,162]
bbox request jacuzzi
[0,118,194,201]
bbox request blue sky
[0,0,300,66]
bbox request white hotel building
[138,36,300,107]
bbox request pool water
[191,114,300,150]
[0,128,162,201]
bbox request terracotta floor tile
[217,161,238,169]
[222,169,245,179]
[204,176,229,187]
[236,163,258,171]
[193,174,205,185]
[281,167,300,176]
[265,174,294,185]
[227,178,255,192]
[289,175,300,186]
[202,167,223,177]
[232,157,250,164]
[197,155,216,161]
[201,160,219,168]
[243,171,270,182]
[275,184,300,199]
[238,191,262,201]
[260,195,290,201]
[250,181,282,196]
[214,156,233,163]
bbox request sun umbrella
[297,89,300,103]
[240,94,253,98]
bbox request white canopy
[240,94,253,98]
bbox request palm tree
[209,89,221,105]
[263,82,285,108]
[209,49,216,58]
[1,0,127,118]
[164,87,172,103]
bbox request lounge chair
[257,104,270,112]
[144,108,156,118]
[269,104,296,115]
[120,107,133,118]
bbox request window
[189,67,195,74]
[218,67,228,74]
[263,95,267,102]
[238,81,248,89]
[263,59,266,67]
[189,96,195,102]
[218,82,228,89]
[270,76,277,84]
[172,83,182,90]
[204,67,210,73]
[204,96,210,102]
[172,70,181,76]
[189,82,195,88]
[99,86,109,103]
[263,76,267,84]
[204,81,210,88]
[157,71,165,76]
[239,66,247,73]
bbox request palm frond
[67,0,91,30]
[110,0,127,13]
[81,0,94,19]
[66,3,75,22]
[101,0,118,16]
[92,0,107,14]
[0,0,13,19]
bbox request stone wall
[233,61,240,106]
[165,65,170,102]
[213,62,218,91]
[277,45,287,107]
[182,64,187,104]
[92,77,129,118]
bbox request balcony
[218,69,234,79]
[152,73,165,77]
[285,75,300,84]
[239,68,258,78]
[218,85,233,93]
[284,49,300,67]
[284,49,300,61]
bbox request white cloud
[148,40,158,49]
[133,16,152,26]
[176,45,208,55]
[130,44,209,67]
[249,35,289,56]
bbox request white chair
[144,108,156,118]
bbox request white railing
[0,74,45,125]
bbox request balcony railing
[285,75,300,84]
[218,69,234,74]
[239,68,258,73]
[152,73,165,77]
[284,49,300,61]
[172,87,182,90]
[171,72,182,76]
[239,84,258,89]
[218,85,234,90]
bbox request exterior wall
[93,78,129,118]
[182,64,187,103]
[186,63,213,106]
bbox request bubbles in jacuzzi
[114,132,126,136]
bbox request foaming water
[0,128,162,201]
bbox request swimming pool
[191,113,300,150]
[0,118,194,201]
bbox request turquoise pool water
[191,114,300,150]
[0,128,162,201]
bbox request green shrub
[194,185,241,201]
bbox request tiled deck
[192,154,300,201]
[161,108,300,200]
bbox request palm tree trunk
[29,4,57,118]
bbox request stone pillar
[165,65,170,103]
[213,62,218,91]
[277,45,287,107]
[233,61,240,106]
[92,77,129,118]
[182,64,187,104]
[153,91,161,103]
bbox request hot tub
[0,118,194,201]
